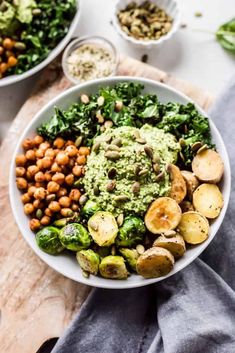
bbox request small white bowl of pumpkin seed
[113,0,180,48]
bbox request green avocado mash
[0,0,35,32]
[83,125,180,216]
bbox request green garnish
[216,18,235,54]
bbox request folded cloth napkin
[52,79,235,353]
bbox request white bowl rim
[9,76,231,289]
[112,0,181,48]
[0,0,80,88]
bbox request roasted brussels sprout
[116,216,146,247]
[76,249,100,275]
[99,255,128,279]
[59,223,91,251]
[88,211,118,246]
[81,200,101,218]
[119,248,139,271]
[36,226,64,255]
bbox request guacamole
[83,125,180,216]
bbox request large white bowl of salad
[0,0,80,86]
[9,77,231,289]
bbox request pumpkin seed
[132,130,140,140]
[115,100,123,112]
[111,245,116,256]
[134,164,141,176]
[108,167,117,179]
[36,209,43,219]
[114,195,130,202]
[96,110,104,123]
[92,142,101,153]
[136,138,146,144]
[197,144,208,154]
[153,163,160,174]
[54,218,68,227]
[155,171,165,182]
[117,213,124,226]
[75,136,83,147]
[105,151,120,160]
[132,181,140,194]
[32,8,42,15]
[81,94,89,104]
[14,42,26,51]
[191,141,203,152]
[94,185,100,196]
[101,135,112,143]
[106,180,116,192]
[152,154,160,164]
[104,120,113,129]
[46,194,56,202]
[112,138,122,147]
[136,244,145,254]
[82,270,90,278]
[97,96,105,106]
[79,194,88,206]
[179,138,186,147]
[138,168,148,176]
[144,145,153,159]
[179,151,185,162]
[106,144,120,152]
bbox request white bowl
[113,0,181,49]
[0,0,80,88]
[9,76,231,289]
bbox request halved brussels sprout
[76,249,100,275]
[119,248,139,271]
[59,223,91,251]
[81,200,101,218]
[99,255,128,279]
[36,226,64,255]
[116,216,146,247]
[88,211,118,247]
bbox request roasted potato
[180,200,194,213]
[88,211,118,246]
[153,234,186,259]
[136,247,174,278]
[181,170,199,200]
[145,197,182,234]
[193,183,224,219]
[178,211,209,244]
[168,164,187,203]
[192,149,224,184]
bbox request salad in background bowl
[10,77,231,289]
[0,0,80,86]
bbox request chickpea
[57,187,67,198]
[65,145,78,157]
[24,203,34,215]
[65,140,74,147]
[48,201,61,213]
[72,165,83,177]
[34,187,47,200]
[36,159,44,170]
[21,193,31,204]
[79,147,90,156]
[59,196,71,208]
[45,148,55,159]
[61,208,74,217]
[69,189,81,202]
[35,149,44,159]
[25,149,36,161]
[27,165,39,177]
[47,181,60,193]
[8,56,18,67]
[3,38,15,50]
[39,142,51,151]
[52,172,65,185]
[22,138,34,150]
[16,166,26,177]
[28,185,37,197]
[0,46,4,55]
[34,135,44,146]
[26,171,34,180]
[16,177,28,190]
[51,162,62,173]
[29,219,41,231]
[56,151,69,166]
[35,171,45,183]
[44,172,52,182]
[71,203,79,212]
[33,199,44,209]
[40,216,51,226]
[41,157,53,169]
[65,174,74,186]
[15,154,27,166]
[76,155,86,165]
[45,208,53,217]
[53,137,65,149]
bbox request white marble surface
[0,0,234,139]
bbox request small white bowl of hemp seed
[62,36,119,84]
[113,0,180,49]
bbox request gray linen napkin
[52,79,235,353]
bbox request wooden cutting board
[0,56,214,353]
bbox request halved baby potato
[88,211,118,246]
[153,234,186,259]
[192,149,224,184]
[181,170,199,200]
[136,247,174,278]
[193,183,224,219]
[145,197,182,234]
[178,211,209,244]
[168,164,187,203]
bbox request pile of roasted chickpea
[15,135,90,231]
[0,37,22,78]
